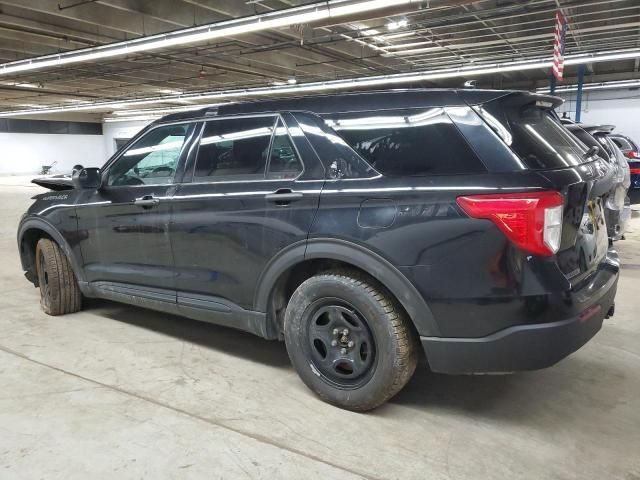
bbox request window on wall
[193,116,277,181]
[266,119,303,179]
[107,123,192,186]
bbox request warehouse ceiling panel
[0,0,639,118]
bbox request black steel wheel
[305,299,377,389]
[284,271,418,411]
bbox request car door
[75,121,198,297]
[170,113,324,313]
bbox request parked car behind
[610,133,640,203]
[565,124,630,240]
[19,89,619,411]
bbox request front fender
[17,216,86,285]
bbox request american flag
[552,11,568,81]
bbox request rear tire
[284,271,418,411]
[35,238,82,315]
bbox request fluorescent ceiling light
[103,115,162,123]
[387,19,408,30]
[384,41,432,50]
[538,79,640,93]
[287,78,297,84]
[0,0,420,76]
[4,48,640,118]
[111,105,218,116]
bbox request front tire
[35,238,82,315]
[284,271,418,411]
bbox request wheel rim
[38,251,51,307]
[304,298,376,389]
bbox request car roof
[155,88,558,124]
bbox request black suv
[19,89,619,411]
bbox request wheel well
[266,258,415,340]
[20,228,52,286]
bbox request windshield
[479,96,589,170]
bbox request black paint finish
[17,89,620,373]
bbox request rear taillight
[625,150,640,159]
[630,167,640,175]
[456,191,564,256]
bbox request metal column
[575,65,585,122]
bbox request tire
[35,238,82,316]
[284,271,418,411]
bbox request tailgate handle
[134,195,160,208]
[265,189,303,205]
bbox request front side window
[194,116,277,181]
[326,108,485,176]
[108,123,191,186]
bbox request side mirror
[72,164,84,175]
[72,167,102,190]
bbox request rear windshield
[591,133,615,160]
[323,108,486,176]
[611,136,636,151]
[479,96,589,169]
[569,127,611,161]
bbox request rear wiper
[584,145,600,159]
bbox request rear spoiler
[582,124,616,135]
[458,90,563,109]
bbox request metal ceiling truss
[0,0,638,116]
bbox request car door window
[266,119,303,179]
[327,109,485,176]
[193,116,277,182]
[107,123,192,186]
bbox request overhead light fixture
[111,104,220,116]
[287,78,297,84]
[4,48,640,118]
[387,19,408,30]
[0,0,421,76]
[156,88,183,95]
[538,79,640,94]
[103,115,162,123]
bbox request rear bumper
[421,255,618,374]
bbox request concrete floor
[1,176,639,480]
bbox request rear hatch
[471,92,614,282]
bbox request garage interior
[1,1,640,478]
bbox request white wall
[102,120,151,159]
[555,88,640,141]
[0,132,107,175]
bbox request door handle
[265,189,303,205]
[134,195,160,208]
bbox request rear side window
[479,97,589,169]
[325,108,485,176]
